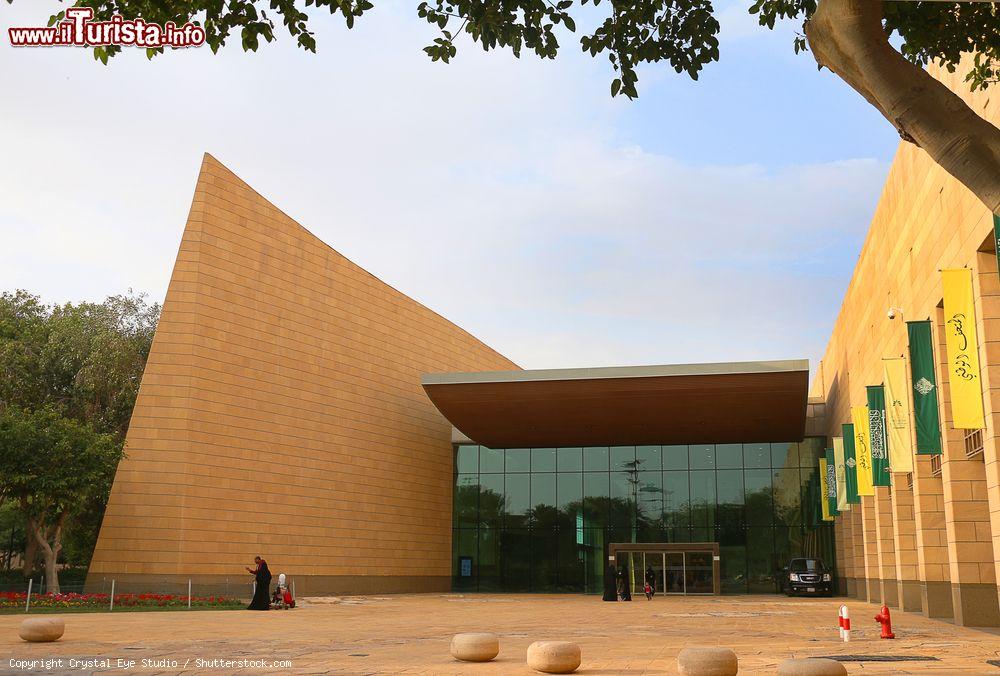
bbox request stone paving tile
[2,594,1000,674]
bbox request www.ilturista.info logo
[8,7,206,49]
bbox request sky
[0,0,900,373]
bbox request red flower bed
[0,591,243,610]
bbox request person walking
[617,564,632,601]
[602,562,618,601]
[246,556,272,610]
[644,565,656,600]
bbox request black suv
[781,557,833,596]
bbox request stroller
[270,573,296,609]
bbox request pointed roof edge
[190,152,520,370]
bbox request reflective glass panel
[480,447,504,473]
[716,469,744,530]
[744,469,773,526]
[505,474,530,527]
[557,473,583,513]
[452,528,478,591]
[532,448,557,472]
[583,472,609,528]
[558,447,583,472]
[636,445,662,471]
[610,470,636,534]
[770,442,795,469]
[663,471,690,528]
[797,438,823,468]
[501,529,530,592]
[716,444,742,469]
[454,473,479,528]
[663,445,688,470]
[690,470,716,530]
[531,473,558,525]
[773,467,802,526]
[479,474,504,527]
[636,471,663,524]
[690,445,715,469]
[505,448,531,473]
[744,443,770,468]
[721,544,747,593]
[584,446,609,471]
[456,444,478,473]
[611,446,637,470]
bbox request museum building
[85,153,832,600]
[87,63,1000,627]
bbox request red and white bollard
[838,605,851,642]
[874,604,895,639]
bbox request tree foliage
[0,407,121,592]
[0,290,159,440]
[0,290,159,579]
[28,0,997,99]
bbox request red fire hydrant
[874,604,895,639]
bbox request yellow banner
[819,458,834,521]
[851,405,874,496]
[883,357,913,473]
[942,268,985,429]
[833,437,849,512]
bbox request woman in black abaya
[618,564,632,601]
[246,556,272,610]
[602,562,618,601]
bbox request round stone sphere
[450,632,500,662]
[777,658,847,675]
[527,641,582,674]
[677,646,739,676]
[19,617,65,643]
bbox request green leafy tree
[0,407,122,593]
[0,290,159,576]
[17,0,1000,214]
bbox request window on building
[451,440,836,594]
[964,428,984,460]
[906,473,913,489]
[930,455,942,477]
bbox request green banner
[843,423,860,503]
[993,214,1000,275]
[825,448,839,516]
[907,320,943,454]
[866,385,890,486]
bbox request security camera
[887,306,902,320]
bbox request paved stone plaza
[3,594,1000,674]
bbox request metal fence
[0,576,300,613]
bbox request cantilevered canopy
[421,360,809,448]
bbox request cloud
[0,2,889,375]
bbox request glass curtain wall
[452,439,834,594]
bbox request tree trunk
[805,0,1000,214]
[27,514,65,594]
[21,518,37,578]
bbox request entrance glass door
[642,552,665,596]
[611,547,716,595]
[685,551,714,594]
[665,552,685,594]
